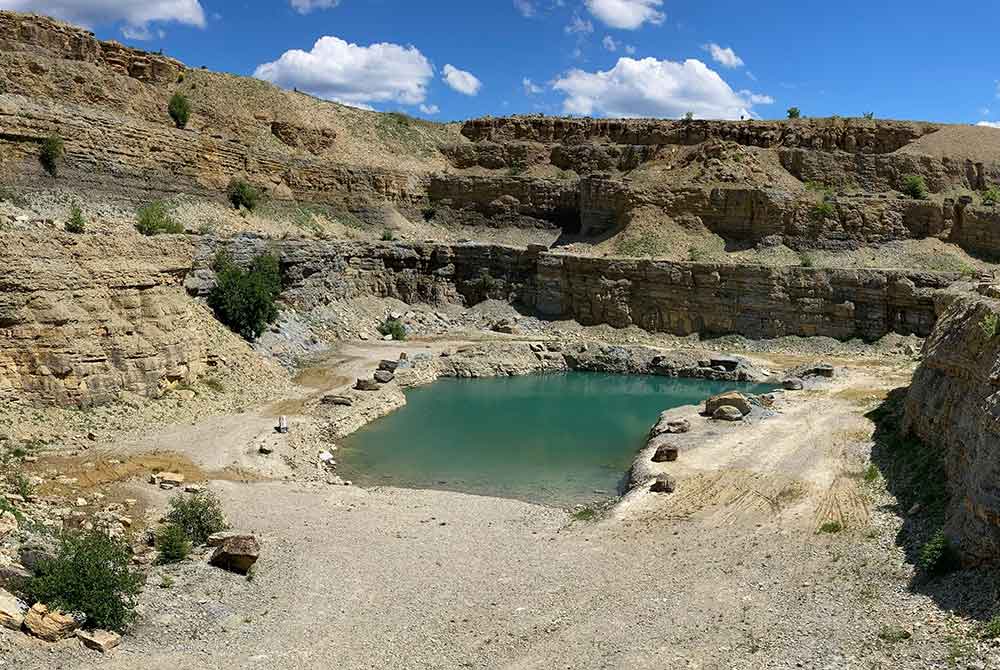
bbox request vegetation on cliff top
[208,250,282,340]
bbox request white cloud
[584,0,664,30]
[523,77,543,95]
[290,0,340,13]
[553,56,770,120]
[254,36,434,107]
[513,0,535,17]
[2,0,205,38]
[442,64,482,96]
[977,121,1000,129]
[703,43,744,68]
[419,103,440,115]
[566,15,593,34]
[602,35,618,51]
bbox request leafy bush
[27,529,142,632]
[983,185,1000,207]
[207,251,282,340]
[799,253,815,268]
[39,133,64,177]
[168,92,191,129]
[981,615,1000,639]
[683,111,694,121]
[135,201,183,235]
[378,318,407,341]
[901,175,928,200]
[10,472,34,499]
[226,178,260,211]
[787,107,801,119]
[918,528,959,577]
[980,312,998,339]
[818,520,843,534]
[164,491,228,545]
[65,202,85,233]
[156,524,191,564]
[812,199,836,220]
[381,229,395,241]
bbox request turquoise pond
[338,372,774,507]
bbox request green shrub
[818,520,843,534]
[812,200,836,220]
[164,491,228,545]
[787,107,801,119]
[156,524,191,564]
[135,201,183,235]
[10,472,34,499]
[168,92,191,129]
[207,251,282,340]
[381,229,395,241]
[981,614,1000,639]
[863,463,880,483]
[983,185,1000,207]
[799,253,815,268]
[226,178,260,211]
[981,312,999,339]
[901,175,928,200]
[683,111,694,121]
[918,528,959,577]
[27,529,142,632]
[378,318,407,341]
[877,626,911,643]
[0,185,28,208]
[39,133,64,177]
[65,202,85,234]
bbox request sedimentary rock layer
[903,287,1000,563]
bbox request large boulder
[209,535,260,574]
[0,588,23,631]
[23,603,79,641]
[373,370,394,384]
[713,406,745,422]
[705,391,751,417]
[650,475,675,494]
[354,378,379,391]
[651,442,679,463]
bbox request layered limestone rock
[903,288,1000,563]
[0,232,224,406]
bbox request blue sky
[5,1,1000,126]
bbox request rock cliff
[903,286,1000,563]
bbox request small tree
[683,111,695,121]
[156,524,192,564]
[39,133,64,177]
[226,178,260,211]
[983,185,1000,207]
[208,251,282,340]
[164,491,228,545]
[65,202,86,233]
[787,107,802,119]
[27,530,143,632]
[168,92,191,129]
[901,174,928,200]
[135,200,184,235]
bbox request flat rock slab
[0,588,23,631]
[77,629,122,653]
[355,379,379,391]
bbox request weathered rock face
[0,233,231,406]
[903,289,1000,564]
[23,603,78,641]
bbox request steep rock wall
[903,289,1000,563]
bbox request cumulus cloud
[523,77,543,95]
[442,64,482,96]
[289,0,340,13]
[602,35,618,51]
[703,43,744,68]
[584,0,664,30]
[2,0,205,38]
[419,103,440,115]
[254,36,434,107]
[553,56,770,120]
[977,121,1000,129]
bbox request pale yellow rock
[76,629,122,653]
[24,603,79,641]
[0,589,23,631]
